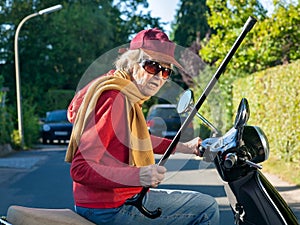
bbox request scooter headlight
[242,126,269,163]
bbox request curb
[265,173,300,203]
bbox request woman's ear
[131,63,139,74]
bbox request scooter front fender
[224,170,299,225]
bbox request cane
[125,16,257,219]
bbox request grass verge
[263,156,300,186]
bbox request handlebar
[224,153,237,168]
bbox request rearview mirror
[234,98,250,129]
[177,89,221,136]
[177,89,194,114]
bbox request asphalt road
[0,146,73,215]
[0,145,299,225]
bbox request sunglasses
[140,60,173,80]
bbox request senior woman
[65,28,219,225]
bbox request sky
[145,0,275,34]
[146,0,181,34]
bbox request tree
[193,0,300,130]
[250,2,300,69]
[0,0,163,146]
[181,0,268,130]
[113,0,162,37]
[171,0,211,47]
[200,0,267,75]
[169,0,212,89]
[199,0,300,80]
[0,0,162,115]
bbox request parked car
[146,104,194,141]
[41,109,73,144]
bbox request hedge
[232,60,300,163]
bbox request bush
[232,60,300,170]
[11,100,41,150]
[23,100,40,148]
[45,89,75,112]
[0,75,14,146]
[0,107,13,145]
[191,65,234,135]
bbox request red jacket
[68,78,172,208]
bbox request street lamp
[14,4,63,148]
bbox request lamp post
[14,4,63,148]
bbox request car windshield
[46,110,68,123]
[149,108,180,119]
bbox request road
[0,146,73,215]
[0,145,299,224]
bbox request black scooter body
[224,169,298,225]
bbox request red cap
[130,28,183,69]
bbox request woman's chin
[138,83,159,96]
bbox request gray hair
[114,49,145,73]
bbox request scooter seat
[6,205,95,225]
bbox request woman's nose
[153,71,164,80]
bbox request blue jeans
[75,188,219,225]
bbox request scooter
[176,89,299,225]
[124,91,300,225]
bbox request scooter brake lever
[244,159,263,169]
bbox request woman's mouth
[148,82,159,88]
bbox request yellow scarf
[65,70,155,167]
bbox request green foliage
[46,1,115,89]
[22,100,40,148]
[0,1,162,115]
[251,3,300,68]
[114,0,162,35]
[190,0,268,130]
[232,60,300,163]
[191,66,232,134]
[45,89,75,112]
[201,0,267,74]
[0,75,13,145]
[9,99,40,150]
[0,0,163,146]
[11,129,21,149]
[171,0,211,46]
[195,0,300,133]
[200,1,300,74]
[0,107,14,145]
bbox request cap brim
[142,48,184,71]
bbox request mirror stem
[196,112,221,137]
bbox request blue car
[41,110,73,144]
